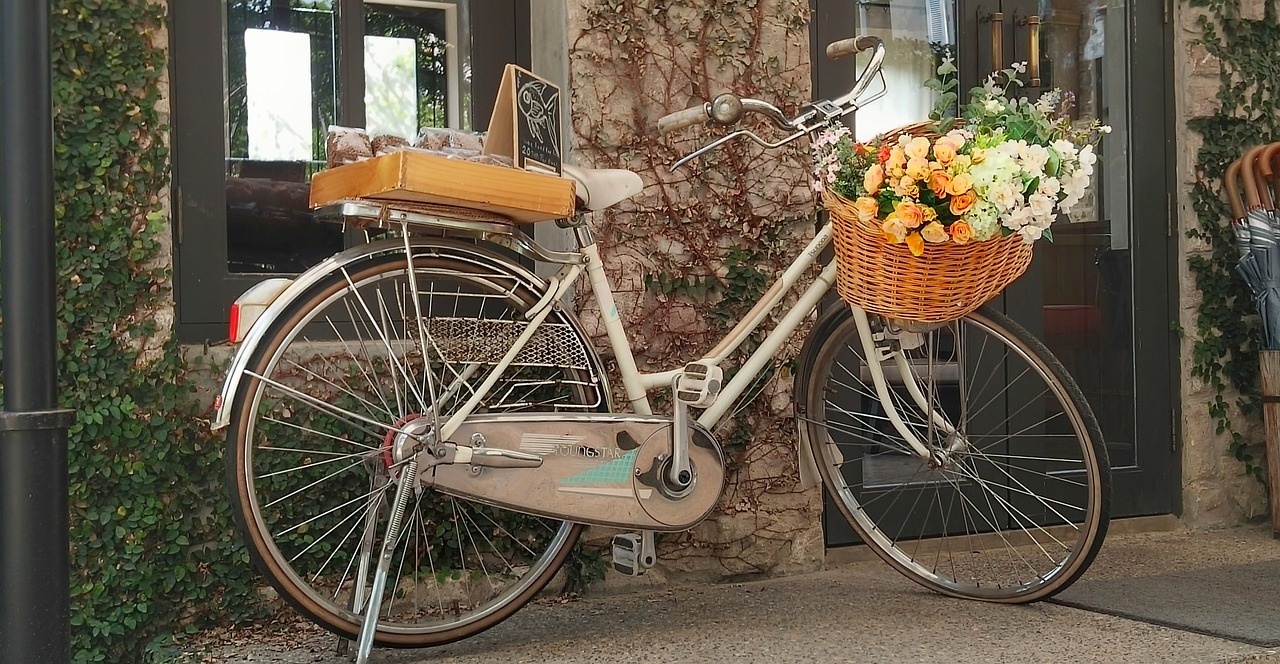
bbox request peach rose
[904,136,932,161]
[906,157,931,181]
[853,196,880,222]
[932,140,958,165]
[946,172,974,196]
[928,170,952,197]
[905,232,925,256]
[949,189,978,215]
[863,163,885,194]
[921,221,949,243]
[886,147,906,174]
[881,217,908,244]
[950,220,975,245]
[890,201,925,229]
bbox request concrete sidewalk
[183,523,1280,664]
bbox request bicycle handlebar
[660,35,888,168]
[825,35,883,59]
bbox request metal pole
[0,0,74,661]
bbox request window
[172,0,529,341]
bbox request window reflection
[222,0,467,274]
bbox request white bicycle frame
[433,217,953,463]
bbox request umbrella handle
[1243,144,1270,211]
[1226,157,1246,220]
[1263,142,1280,210]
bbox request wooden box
[309,151,576,224]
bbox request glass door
[811,0,1174,546]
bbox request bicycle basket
[822,123,1033,324]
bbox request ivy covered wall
[567,0,825,580]
[1177,0,1277,526]
[10,1,264,661]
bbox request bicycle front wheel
[225,243,605,646]
[798,305,1110,603]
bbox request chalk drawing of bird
[518,79,560,154]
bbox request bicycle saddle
[562,164,643,211]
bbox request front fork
[849,306,964,464]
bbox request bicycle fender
[211,236,608,430]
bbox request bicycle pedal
[676,362,722,408]
[612,533,656,576]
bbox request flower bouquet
[813,59,1110,323]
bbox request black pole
[0,0,74,661]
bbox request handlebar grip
[658,103,710,134]
[826,36,884,59]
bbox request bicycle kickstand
[354,459,420,664]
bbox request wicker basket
[822,122,1034,323]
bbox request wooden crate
[309,151,576,224]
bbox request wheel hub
[382,414,434,468]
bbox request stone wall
[565,0,825,581]
[1175,0,1269,526]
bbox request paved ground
[178,524,1280,664]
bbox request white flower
[1064,169,1091,198]
[1034,90,1062,115]
[1021,144,1050,175]
[991,183,1021,212]
[967,202,1001,241]
[1078,144,1097,168]
[1002,206,1034,231]
[983,98,1004,114]
[1038,177,1062,197]
[1028,193,1056,219]
[1018,225,1043,243]
[1052,139,1078,162]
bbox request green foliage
[0,2,267,661]
[1183,0,1280,484]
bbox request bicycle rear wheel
[798,305,1110,603]
[225,242,605,646]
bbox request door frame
[809,0,1179,537]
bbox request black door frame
[809,0,1179,537]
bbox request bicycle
[211,36,1110,663]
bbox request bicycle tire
[225,245,604,646]
[797,304,1110,603]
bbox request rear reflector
[228,278,293,343]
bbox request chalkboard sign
[483,65,563,175]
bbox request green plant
[0,3,269,661]
[1184,0,1280,484]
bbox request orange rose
[890,201,925,229]
[921,221,949,243]
[905,232,925,257]
[946,172,974,196]
[928,170,952,197]
[950,220,975,245]
[853,196,880,222]
[863,163,885,195]
[949,189,978,215]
